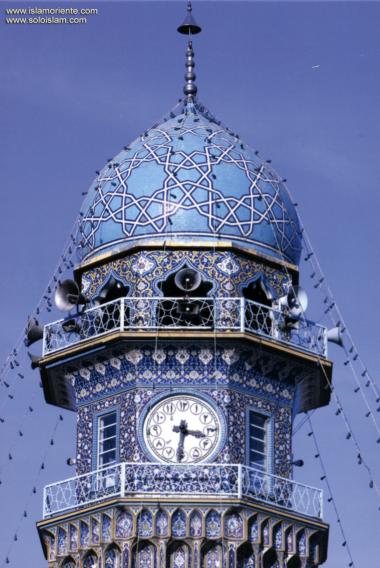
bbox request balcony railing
[43,297,327,357]
[42,462,323,520]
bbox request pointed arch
[261,519,270,547]
[224,510,243,539]
[83,550,98,568]
[262,549,279,568]
[205,510,221,538]
[237,543,255,568]
[248,515,258,543]
[115,510,133,539]
[133,541,156,568]
[69,524,78,551]
[167,541,191,568]
[189,510,203,537]
[296,529,306,556]
[57,526,67,555]
[155,510,169,537]
[61,557,76,568]
[171,509,187,538]
[80,520,89,548]
[137,509,153,538]
[201,542,223,568]
[273,523,283,550]
[102,513,112,541]
[286,557,301,568]
[285,526,294,554]
[105,545,121,568]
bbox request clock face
[143,394,221,464]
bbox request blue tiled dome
[78,101,302,265]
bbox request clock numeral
[149,424,162,437]
[153,412,165,424]
[163,402,175,415]
[190,403,201,415]
[204,426,217,436]
[163,447,174,458]
[200,438,211,450]
[152,437,165,450]
[190,447,201,459]
[177,400,189,412]
[200,413,212,424]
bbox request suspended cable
[197,98,380,496]
[306,414,356,567]
[0,414,64,567]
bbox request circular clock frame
[139,392,226,465]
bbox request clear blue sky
[1,1,380,566]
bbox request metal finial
[177,2,202,35]
[178,3,201,100]
[183,41,197,99]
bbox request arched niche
[171,509,187,538]
[105,545,121,568]
[167,541,191,568]
[248,515,259,543]
[205,510,221,538]
[273,523,283,550]
[296,530,306,556]
[189,510,203,538]
[263,549,279,568]
[102,514,112,542]
[83,551,98,568]
[261,519,270,547]
[137,509,153,538]
[237,543,256,568]
[133,541,156,568]
[155,510,169,537]
[61,557,76,568]
[57,526,67,555]
[201,542,223,568]
[286,557,301,568]
[115,510,133,539]
[224,510,243,539]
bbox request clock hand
[173,420,188,463]
[186,429,206,439]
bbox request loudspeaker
[287,286,308,317]
[24,318,44,347]
[174,268,202,292]
[62,319,81,334]
[54,279,83,312]
[327,326,344,347]
[177,300,201,317]
[28,352,40,370]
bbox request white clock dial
[143,395,221,464]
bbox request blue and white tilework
[81,250,290,302]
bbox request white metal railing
[43,297,327,357]
[43,462,323,520]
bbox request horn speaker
[54,279,83,312]
[24,318,43,347]
[287,286,308,317]
[327,326,344,347]
[174,268,202,293]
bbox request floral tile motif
[81,250,290,301]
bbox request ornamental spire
[177,2,202,100]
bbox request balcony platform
[42,297,327,358]
[42,462,323,521]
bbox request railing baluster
[43,462,322,520]
[42,297,327,358]
[120,298,125,331]
[120,462,125,498]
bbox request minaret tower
[35,4,332,567]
